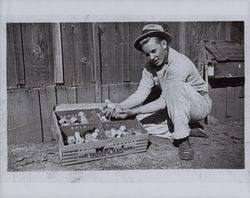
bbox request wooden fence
[7,22,244,144]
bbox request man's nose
[150,54,155,60]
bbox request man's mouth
[154,60,159,64]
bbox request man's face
[141,37,168,67]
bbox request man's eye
[151,50,157,53]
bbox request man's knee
[164,81,188,101]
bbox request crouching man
[105,24,212,160]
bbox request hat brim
[134,31,172,51]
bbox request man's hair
[139,36,164,47]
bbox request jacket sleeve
[119,68,154,109]
[137,95,166,114]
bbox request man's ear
[161,39,168,50]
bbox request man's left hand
[116,108,141,120]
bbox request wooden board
[209,87,227,122]
[61,23,94,86]
[7,23,25,88]
[101,83,138,103]
[231,22,244,44]
[226,86,244,121]
[179,22,186,54]
[207,22,225,41]
[128,22,147,83]
[160,22,180,51]
[108,84,131,103]
[235,86,244,121]
[39,86,57,142]
[185,22,229,64]
[52,23,64,84]
[215,62,244,78]
[92,23,102,102]
[99,23,126,84]
[226,87,234,119]
[7,89,43,144]
[121,23,130,82]
[21,23,54,88]
[56,86,77,104]
[76,85,96,103]
[101,85,109,103]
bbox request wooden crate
[52,108,149,166]
[55,109,98,126]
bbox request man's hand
[116,108,141,120]
[112,104,124,119]
[103,107,114,119]
[102,101,123,120]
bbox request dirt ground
[8,121,244,171]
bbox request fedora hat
[134,24,172,51]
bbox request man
[105,24,212,160]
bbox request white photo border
[0,0,249,197]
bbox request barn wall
[7,22,244,144]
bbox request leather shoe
[175,137,194,160]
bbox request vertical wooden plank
[206,22,218,41]
[56,86,77,104]
[52,23,64,84]
[239,86,244,98]
[236,86,244,121]
[21,23,54,88]
[60,23,75,86]
[197,41,206,76]
[226,86,234,119]
[100,23,124,84]
[7,24,18,88]
[122,23,130,82]
[217,22,227,41]
[7,23,25,88]
[75,23,94,86]
[101,85,109,103]
[108,83,137,103]
[92,23,102,102]
[209,87,227,122]
[129,83,139,95]
[101,83,138,103]
[184,22,205,64]
[179,22,186,54]
[225,22,232,42]
[61,23,94,86]
[226,86,244,121]
[76,85,96,103]
[231,21,244,44]
[183,22,201,69]
[161,22,180,51]
[39,86,57,142]
[233,87,244,121]
[129,22,146,83]
[7,89,43,144]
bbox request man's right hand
[112,104,124,119]
[103,107,112,119]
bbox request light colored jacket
[120,47,210,113]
